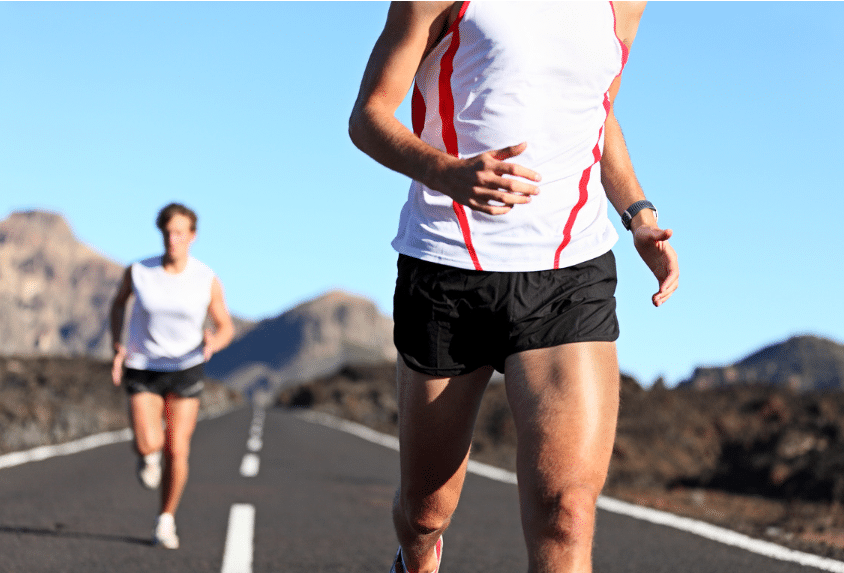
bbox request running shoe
[137,451,162,490]
[152,513,180,549]
[390,537,443,573]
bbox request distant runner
[110,203,234,549]
[350,2,678,572]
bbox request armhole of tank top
[422,2,469,61]
[128,262,137,294]
[609,2,630,72]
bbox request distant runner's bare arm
[203,278,234,361]
[109,266,133,385]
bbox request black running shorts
[393,251,620,376]
[123,363,205,398]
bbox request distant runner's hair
[156,203,198,232]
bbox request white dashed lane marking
[239,453,260,478]
[239,408,265,477]
[221,503,255,573]
[224,408,266,572]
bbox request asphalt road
[0,407,839,573]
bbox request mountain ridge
[681,334,844,391]
[205,289,396,400]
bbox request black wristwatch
[621,200,657,231]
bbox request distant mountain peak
[0,210,123,357]
[682,334,844,391]
[0,210,74,245]
[206,288,396,400]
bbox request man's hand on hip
[431,142,542,215]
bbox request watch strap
[621,200,657,231]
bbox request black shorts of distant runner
[123,363,205,398]
[393,250,620,376]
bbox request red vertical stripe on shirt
[554,166,592,268]
[438,2,482,270]
[554,3,625,269]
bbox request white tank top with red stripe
[392,1,627,272]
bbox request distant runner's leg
[129,392,165,456]
[504,342,620,573]
[160,394,200,515]
[393,361,493,573]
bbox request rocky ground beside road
[277,361,844,560]
[0,356,242,456]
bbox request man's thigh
[163,394,200,453]
[129,391,166,449]
[503,341,620,492]
[396,360,493,501]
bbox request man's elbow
[348,108,367,152]
[348,99,381,154]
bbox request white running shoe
[137,451,162,490]
[153,513,180,549]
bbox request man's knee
[135,430,165,455]
[395,489,455,536]
[163,437,191,461]
[529,485,599,546]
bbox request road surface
[0,407,840,573]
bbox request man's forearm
[601,111,657,232]
[349,102,455,192]
[110,305,124,351]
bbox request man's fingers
[468,198,513,215]
[497,175,540,195]
[652,268,679,307]
[474,171,539,196]
[637,225,672,242]
[476,187,534,207]
[489,142,528,161]
[494,160,542,184]
[487,143,542,183]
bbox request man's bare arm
[203,277,234,361]
[603,2,650,220]
[603,2,679,307]
[348,1,541,215]
[109,266,133,385]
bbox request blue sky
[1,2,842,386]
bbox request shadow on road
[0,524,151,546]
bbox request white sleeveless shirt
[392,1,628,271]
[125,255,215,371]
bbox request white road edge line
[0,408,233,471]
[221,503,255,573]
[296,409,844,573]
[0,428,134,470]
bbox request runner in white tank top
[351,3,679,572]
[110,203,234,549]
[393,2,624,271]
